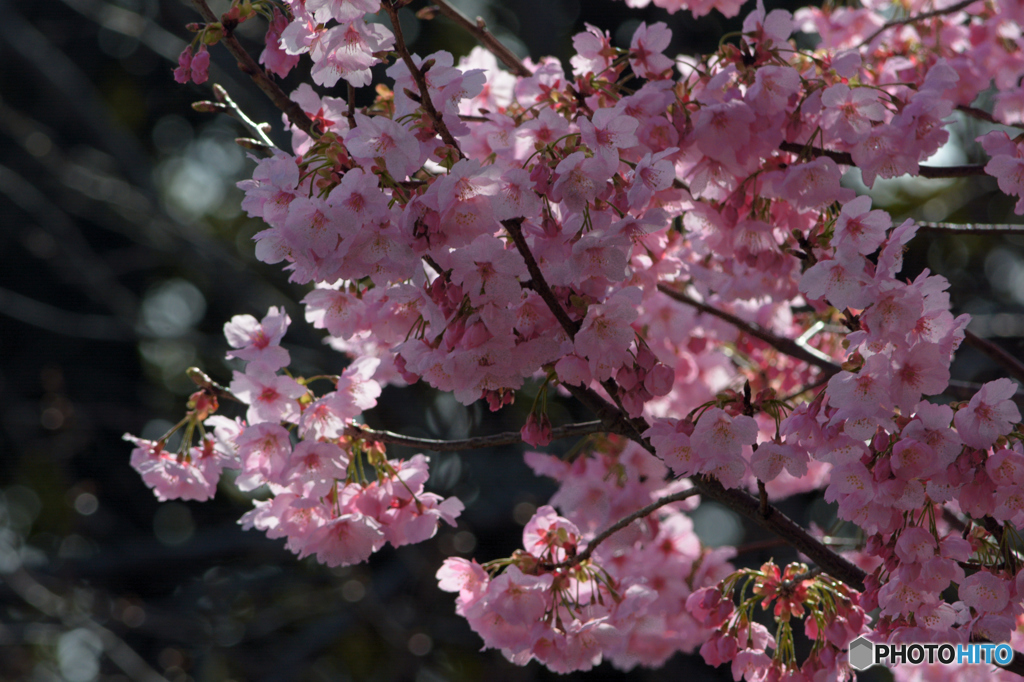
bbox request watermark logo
[848,637,1015,671]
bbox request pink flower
[647,418,701,475]
[305,0,380,23]
[627,149,677,209]
[487,565,553,626]
[230,365,306,425]
[574,286,642,380]
[578,108,640,173]
[749,441,808,482]
[260,9,300,78]
[309,19,394,88]
[985,154,1024,214]
[833,195,890,255]
[224,306,291,370]
[953,378,1021,449]
[551,151,611,213]
[959,571,1010,614]
[780,157,849,209]
[799,253,872,311]
[436,557,489,606]
[522,505,581,561]
[126,434,218,501]
[570,24,615,77]
[820,84,887,145]
[690,408,758,465]
[889,343,950,412]
[629,22,674,79]
[282,441,350,496]
[345,113,422,180]
[234,423,292,491]
[300,513,386,567]
[894,526,937,564]
[746,65,800,114]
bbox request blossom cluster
[129,0,1024,676]
[131,308,462,567]
[689,561,870,680]
[439,442,735,671]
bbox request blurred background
[0,1,1021,680]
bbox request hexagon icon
[848,636,875,671]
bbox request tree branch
[346,420,604,451]
[503,217,581,339]
[778,141,986,179]
[187,0,316,139]
[963,329,1024,386]
[424,0,531,77]
[863,0,980,45]
[541,487,702,570]
[193,83,275,150]
[918,221,1024,235]
[558,379,869,589]
[657,284,841,377]
[383,0,464,158]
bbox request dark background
[0,1,1019,680]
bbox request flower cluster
[438,442,734,671]
[131,0,1024,675]
[130,308,462,567]
[690,561,869,681]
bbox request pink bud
[645,362,674,396]
[191,46,210,84]
[174,46,193,84]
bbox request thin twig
[542,487,702,570]
[778,142,986,179]
[187,0,316,138]
[963,329,1024,385]
[347,420,605,451]
[862,0,980,45]
[194,83,275,149]
[383,0,464,157]
[918,221,1024,235]
[657,284,841,377]
[426,0,531,77]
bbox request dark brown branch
[542,487,702,570]
[503,218,581,339]
[383,0,464,158]
[347,420,604,451]
[956,104,1002,126]
[964,329,1024,385]
[426,0,531,77]
[346,83,357,130]
[863,0,979,45]
[778,142,987,179]
[657,284,841,377]
[188,0,316,139]
[918,221,1024,235]
[566,378,868,589]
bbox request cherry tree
[126,0,1024,677]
